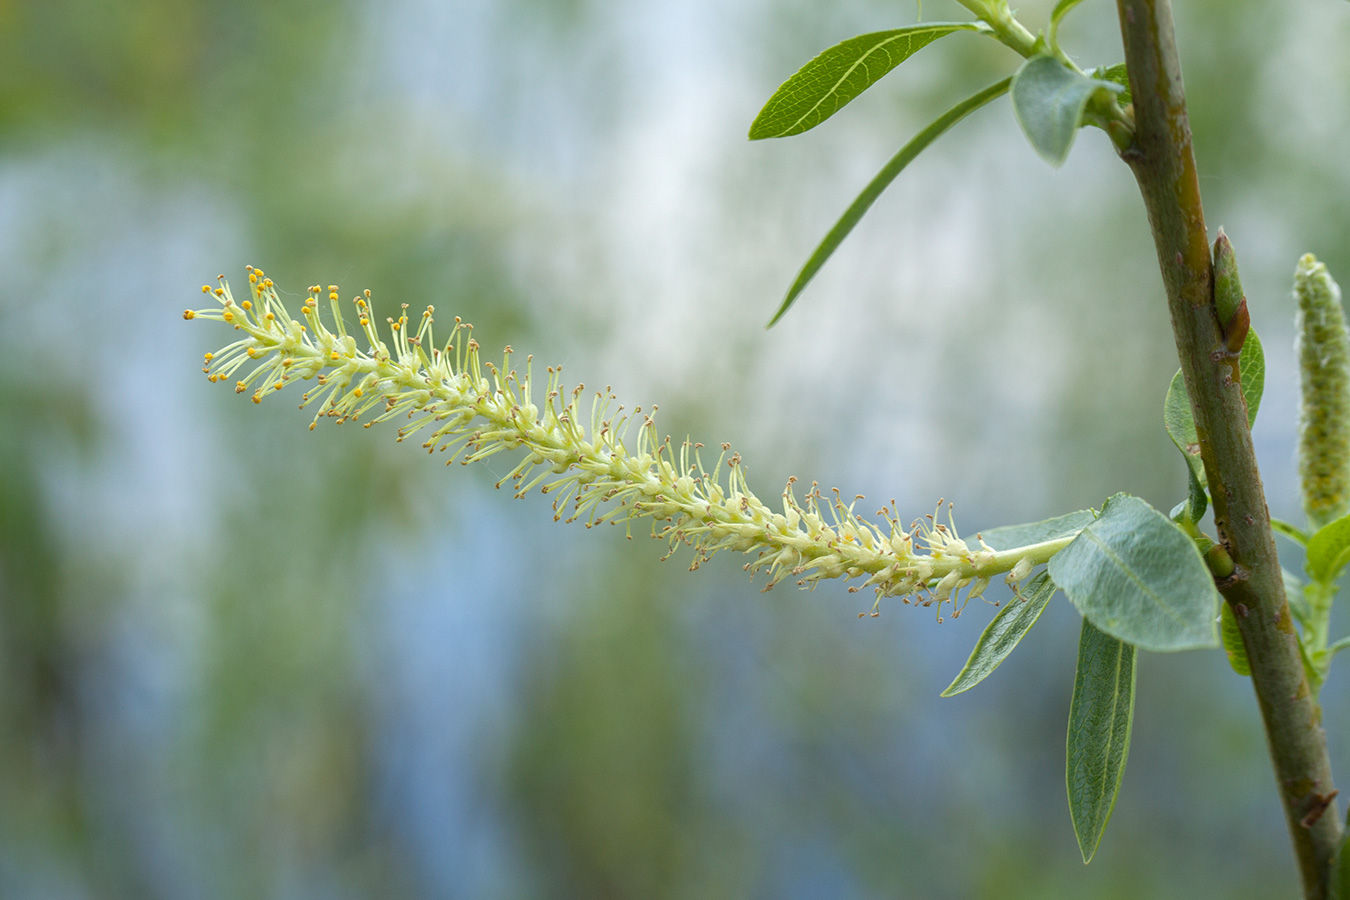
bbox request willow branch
[1114,2,1341,896]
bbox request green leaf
[766,77,1011,327]
[1051,0,1088,29]
[1306,512,1350,583]
[748,23,989,140]
[1240,328,1266,424]
[1066,617,1136,864]
[1185,462,1208,522]
[979,509,1096,551]
[1220,602,1251,676]
[941,571,1056,696]
[1163,328,1266,485]
[1049,0,1088,56]
[1090,63,1132,106]
[1010,55,1124,166]
[1330,829,1350,900]
[1271,518,1310,546]
[1047,494,1221,652]
[1169,463,1208,527]
[1163,368,1206,486]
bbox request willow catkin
[1294,254,1350,530]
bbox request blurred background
[1,0,1348,896]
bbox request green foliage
[1067,618,1136,864]
[1332,830,1350,900]
[748,23,989,140]
[1010,55,1123,166]
[980,509,1096,550]
[941,571,1056,696]
[1163,328,1265,486]
[1090,63,1132,105]
[1221,603,1252,676]
[1048,494,1220,652]
[1306,514,1350,584]
[1272,518,1311,547]
[764,78,1012,326]
[1050,0,1089,36]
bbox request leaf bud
[1212,229,1248,353]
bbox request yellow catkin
[1295,254,1350,530]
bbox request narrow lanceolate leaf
[1051,0,1088,27]
[979,509,1096,551]
[1220,603,1251,676]
[1010,55,1124,166]
[767,77,1011,326]
[1067,618,1136,864]
[1270,518,1310,547]
[941,571,1056,696]
[1049,0,1088,52]
[1163,328,1266,485]
[1047,494,1221,652]
[1305,513,1350,583]
[748,23,989,140]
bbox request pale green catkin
[1295,254,1350,530]
[186,269,1068,614]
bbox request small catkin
[1295,254,1350,530]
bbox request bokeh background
[1,0,1349,896]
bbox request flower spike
[187,270,1070,610]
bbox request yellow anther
[204,352,214,361]
[265,311,275,320]
[201,285,211,293]
[241,299,252,310]
[360,318,369,326]
[182,309,196,320]
[354,388,364,398]
[329,291,339,301]
[214,288,225,297]
[330,351,340,360]
[264,279,273,287]
[223,310,234,321]
[249,272,258,284]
